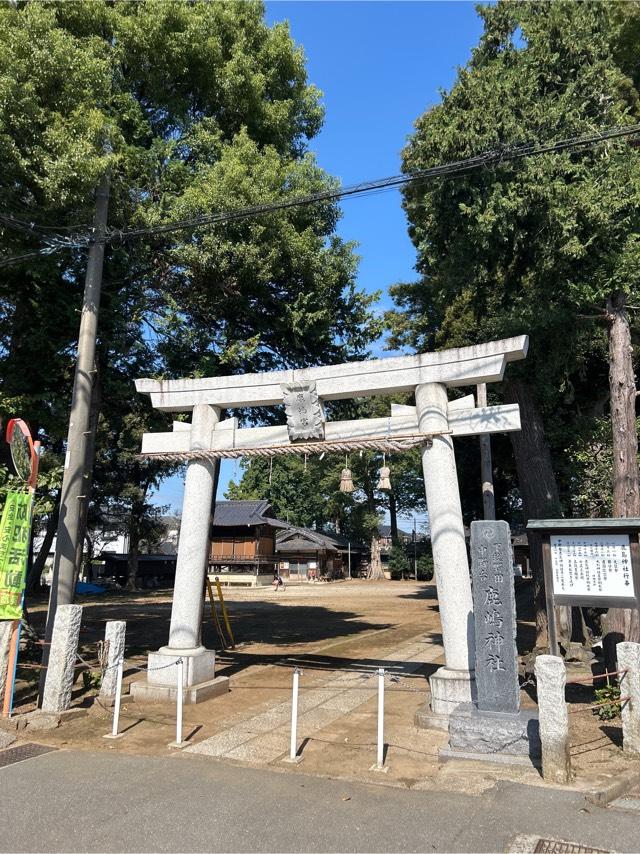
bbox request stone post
[99,621,126,699]
[415,382,475,725]
[535,654,571,783]
[41,604,83,713]
[617,641,640,755]
[132,404,223,701]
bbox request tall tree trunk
[389,491,399,543]
[25,496,60,595]
[603,291,640,662]
[503,377,563,649]
[367,535,385,580]
[126,520,140,592]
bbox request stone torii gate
[133,335,528,721]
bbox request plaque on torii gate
[132,335,528,717]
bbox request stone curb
[585,766,640,806]
[0,715,28,732]
[0,707,88,733]
[0,730,16,749]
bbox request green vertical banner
[0,491,31,620]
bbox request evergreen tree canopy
[387,0,640,517]
[0,0,379,573]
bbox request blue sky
[152,1,485,515]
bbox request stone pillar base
[442,703,541,768]
[148,646,215,687]
[415,666,476,731]
[130,675,229,705]
[129,646,221,704]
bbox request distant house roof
[378,524,411,539]
[212,500,289,529]
[156,541,178,556]
[276,526,367,554]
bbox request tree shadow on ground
[215,630,444,680]
[206,602,389,650]
[25,595,392,673]
[275,652,441,681]
[17,597,396,708]
[215,648,441,683]
[396,586,439,600]
[28,595,390,656]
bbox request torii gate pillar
[131,404,225,704]
[416,383,476,727]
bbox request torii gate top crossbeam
[136,336,528,412]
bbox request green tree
[0,1,378,586]
[387,1,640,646]
[227,396,427,581]
[416,553,434,582]
[388,543,410,580]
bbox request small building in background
[100,553,178,587]
[209,500,289,586]
[276,526,368,580]
[378,524,413,552]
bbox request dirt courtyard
[12,579,632,795]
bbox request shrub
[388,544,411,579]
[417,553,434,581]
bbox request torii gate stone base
[131,336,528,723]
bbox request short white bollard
[103,658,124,740]
[372,667,387,772]
[285,666,303,763]
[176,658,184,745]
[169,658,185,749]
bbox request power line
[0,214,47,238]
[110,123,640,242]
[0,237,89,269]
[1,122,639,269]
[0,248,51,267]
[0,211,90,235]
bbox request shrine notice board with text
[527,518,640,655]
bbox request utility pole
[413,517,417,580]
[476,383,496,520]
[40,175,110,689]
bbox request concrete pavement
[0,749,635,852]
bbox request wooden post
[542,536,560,656]
[476,383,496,520]
[214,577,235,648]
[205,577,227,649]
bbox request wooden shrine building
[209,500,288,586]
[275,526,367,580]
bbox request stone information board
[470,520,519,714]
[550,533,635,600]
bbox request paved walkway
[0,749,637,852]
[187,635,443,764]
